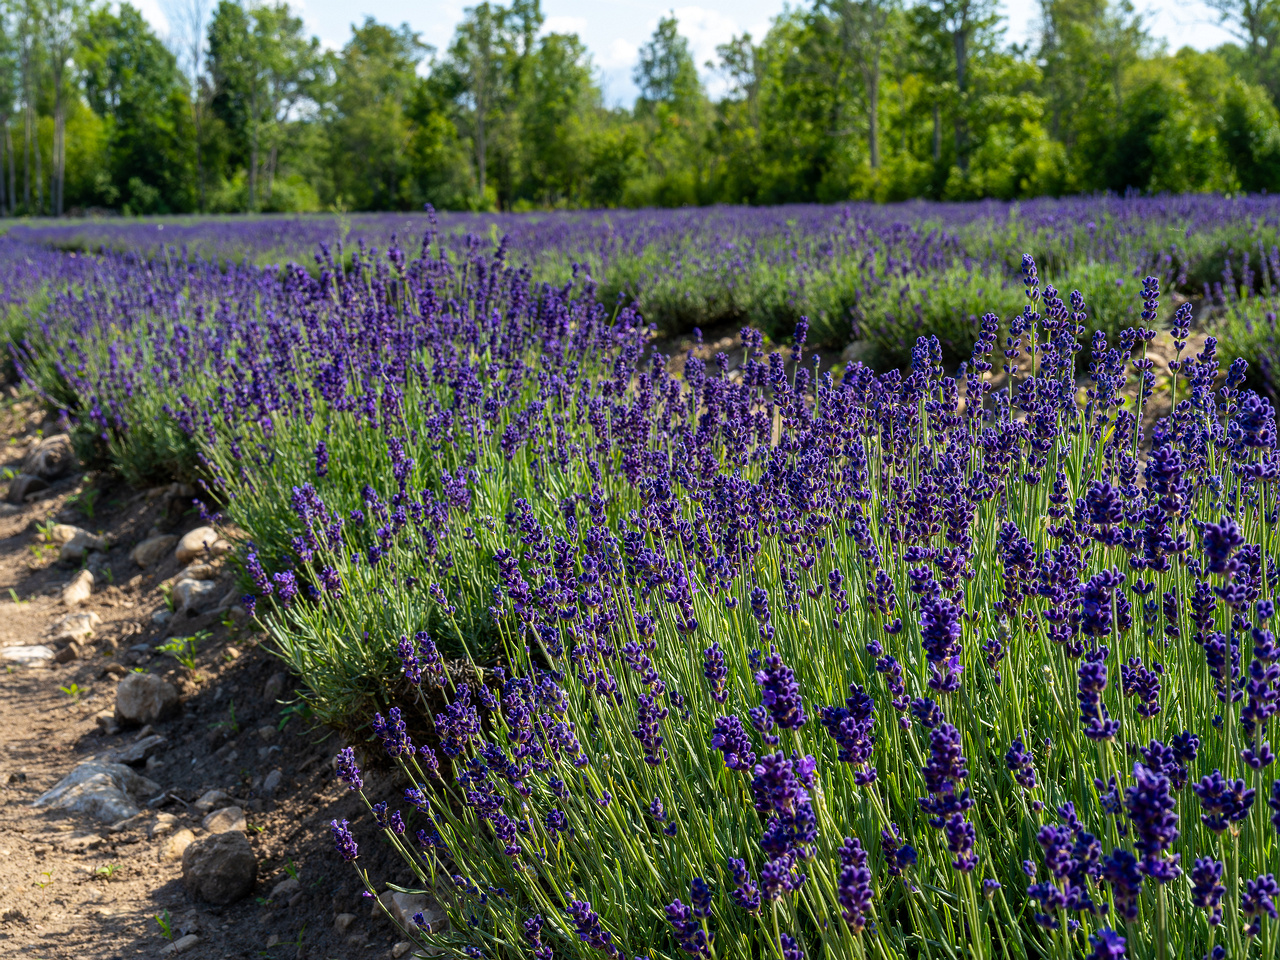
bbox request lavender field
[3,196,1280,959]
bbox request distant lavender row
[8,195,1280,371]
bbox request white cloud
[543,15,589,36]
[601,37,640,69]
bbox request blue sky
[141,0,1240,105]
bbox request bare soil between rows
[0,395,415,960]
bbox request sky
[137,0,1242,106]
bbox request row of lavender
[8,195,1280,375]
[4,209,1280,958]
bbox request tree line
[2,0,1280,216]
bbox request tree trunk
[8,121,16,216]
[32,101,42,213]
[53,81,65,216]
[952,29,969,171]
[932,101,941,162]
[866,65,880,170]
[248,121,259,211]
[0,119,7,214]
[476,98,487,199]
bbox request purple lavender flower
[703,643,728,703]
[727,857,761,913]
[565,899,621,957]
[335,747,363,790]
[1078,647,1120,741]
[1243,874,1280,937]
[331,819,358,861]
[778,933,804,960]
[1125,761,1181,882]
[1192,770,1256,832]
[754,647,806,730]
[837,836,873,932]
[710,715,756,771]
[1089,927,1126,959]
[1190,857,1226,925]
[371,707,415,758]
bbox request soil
[0,393,419,960]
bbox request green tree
[208,0,319,210]
[326,18,426,210]
[79,3,195,212]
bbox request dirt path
[0,395,413,960]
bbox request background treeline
[3,0,1280,215]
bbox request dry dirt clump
[0,395,424,959]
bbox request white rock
[131,534,178,568]
[173,578,220,615]
[161,933,200,955]
[201,805,247,834]
[47,611,101,641]
[175,526,231,565]
[160,828,195,862]
[50,523,85,545]
[334,913,356,933]
[59,530,107,563]
[271,876,301,900]
[152,609,173,625]
[262,769,283,795]
[193,789,234,814]
[179,562,217,581]
[21,433,76,479]
[61,569,94,606]
[114,672,179,724]
[393,942,414,958]
[149,812,179,838]
[1,644,55,665]
[31,761,159,822]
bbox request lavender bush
[6,204,1280,958]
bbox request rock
[161,828,196,861]
[161,933,201,956]
[201,805,247,834]
[50,523,84,544]
[114,673,179,725]
[182,831,256,905]
[31,761,159,822]
[173,578,220,615]
[334,913,356,934]
[193,789,234,814]
[175,526,231,565]
[59,530,108,563]
[152,609,173,625]
[48,611,101,641]
[271,877,301,900]
[0,502,20,516]
[167,482,198,501]
[102,662,128,678]
[149,813,178,838]
[256,725,276,742]
[61,569,94,606]
[93,709,119,735]
[21,433,76,479]
[131,534,178,568]
[1,644,55,665]
[53,640,83,663]
[180,562,217,581]
[262,769,283,795]
[7,473,47,503]
[103,733,167,766]
[393,942,413,958]
[262,672,286,704]
[380,891,442,933]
